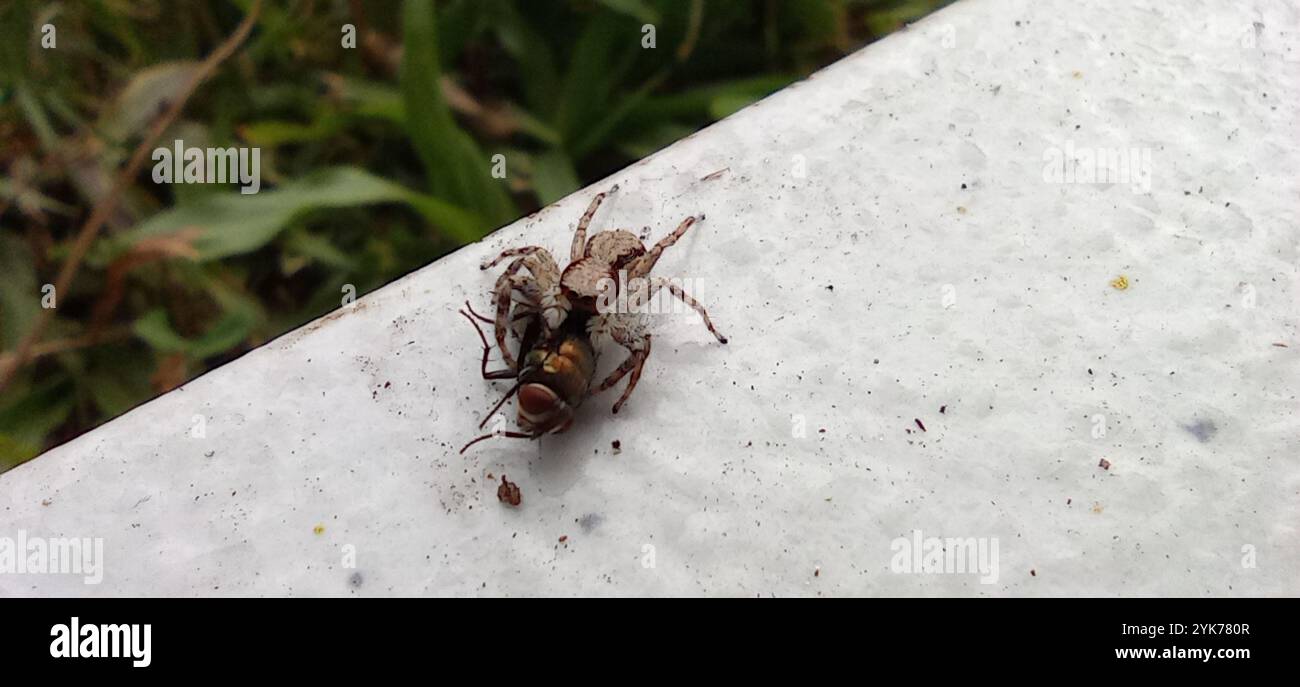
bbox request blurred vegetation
[0,0,951,471]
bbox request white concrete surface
[2,0,1298,597]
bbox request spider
[479,185,727,414]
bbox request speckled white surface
[2,0,1298,597]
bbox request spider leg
[515,252,568,333]
[573,185,618,262]
[460,307,517,379]
[641,278,728,344]
[470,295,539,322]
[509,275,544,307]
[611,336,651,414]
[481,246,545,271]
[492,258,529,369]
[592,349,637,394]
[627,214,702,279]
[486,249,562,364]
[591,330,652,414]
[488,261,548,346]
[468,300,539,347]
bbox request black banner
[1,597,1289,676]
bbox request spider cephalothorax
[478,185,727,416]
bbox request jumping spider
[462,186,727,451]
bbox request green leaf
[84,347,154,419]
[0,178,78,216]
[324,74,560,146]
[708,91,762,119]
[97,61,200,143]
[0,433,41,473]
[189,311,255,359]
[784,0,845,47]
[85,377,139,420]
[531,149,581,205]
[117,167,485,260]
[863,3,938,36]
[239,114,345,147]
[15,82,58,151]
[131,308,255,360]
[0,375,74,470]
[509,106,563,146]
[615,122,696,159]
[488,0,560,116]
[436,0,485,67]
[556,13,635,147]
[630,74,796,122]
[325,76,406,124]
[0,234,40,349]
[571,70,667,158]
[199,268,267,328]
[401,0,514,226]
[594,0,660,25]
[284,228,356,271]
[132,309,191,352]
